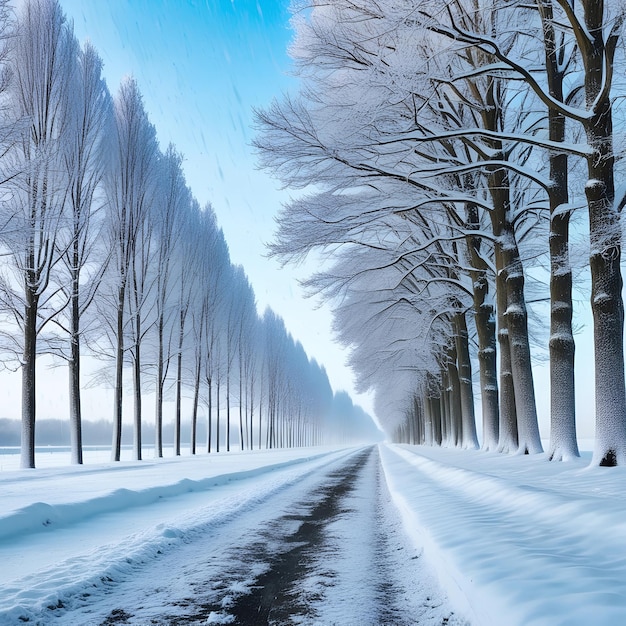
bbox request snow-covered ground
[0,445,461,625]
[1,441,624,625]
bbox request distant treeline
[0,418,208,448]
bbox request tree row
[256,0,626,464]
[0,0,377,468]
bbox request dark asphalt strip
[184,447,373,625]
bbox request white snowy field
[0,441,624,625]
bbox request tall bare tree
[54,41,113,465]
[103,77,159,462]
[2,0,76,468]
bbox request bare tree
[54,41,113,465]
[103,77,159,462]
[2,0,76,468]
[152,145,188,457]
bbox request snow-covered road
[5,441,622,625]
[0,446,462,625]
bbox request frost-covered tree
[233,271,257,450]
[169,197,202,456]
[102,77,159,462]
[54,41,113,465]
[423,0,625,462]
[2,0,76,468]
[151,145,189,457]
[186,205,225,454]
[256,0,497,450]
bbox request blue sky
[62,0,294,210]
[56,0,378,419]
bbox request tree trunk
[155,318,165,458]
[546,109,577,460]
[258,384,263,450]
[482,80,541,453]
[581,0,626,466]
[69,347,82,466]
[447,348,462,447]
[21,287,37,469]
[191,350,201,455]
[69,235,83,465]
[454,313,479,449]
[465,203,499,449]
[501,225,543,454]
[69,260,83,465]
[226,369,230,452]
[174,316,184,457]
[495,243,518,453]
[430,395,442,445]
[112,282,125,462]
[440,368,450,446]
[239,367,245,451]
[133,343,142,461]
[537,0,578,460]
[216,378,220,453]
[207,378,213,453]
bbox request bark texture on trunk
[454,313,479,449]
[495,244,518,453]
[69,245,83,465]
[502,227,543,454]
[537,0,578,460]
[580,0,626,466]
[112,283,126,463]
[21,287,37,469]
[466,205,499,450]
[133,344,143,461]
[547,122,577,461]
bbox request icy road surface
[0,446,462,625]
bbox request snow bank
[0,446,355,623]
[0,449,333,542]
[380,443,626,626]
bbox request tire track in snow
[27,446,463,625]
[0,447,360,624]
[158,446,462,625]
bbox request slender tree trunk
[174,314,185,457]
[155,318,165,458]
[21,285,37,469]
[431,395,442,445]
[112,282,126,462]
[239,368,245,451]
[226,369,230,452]
[191,351,201,455]
[207,378,213,453]
[216,378,220,453]
[249,375,254,450]
[133,343,142,461]
[258,386,263,450]
[69,255,83,464]
[440,368,450,446]
[423,394,433,445]
[447,346,462,448]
